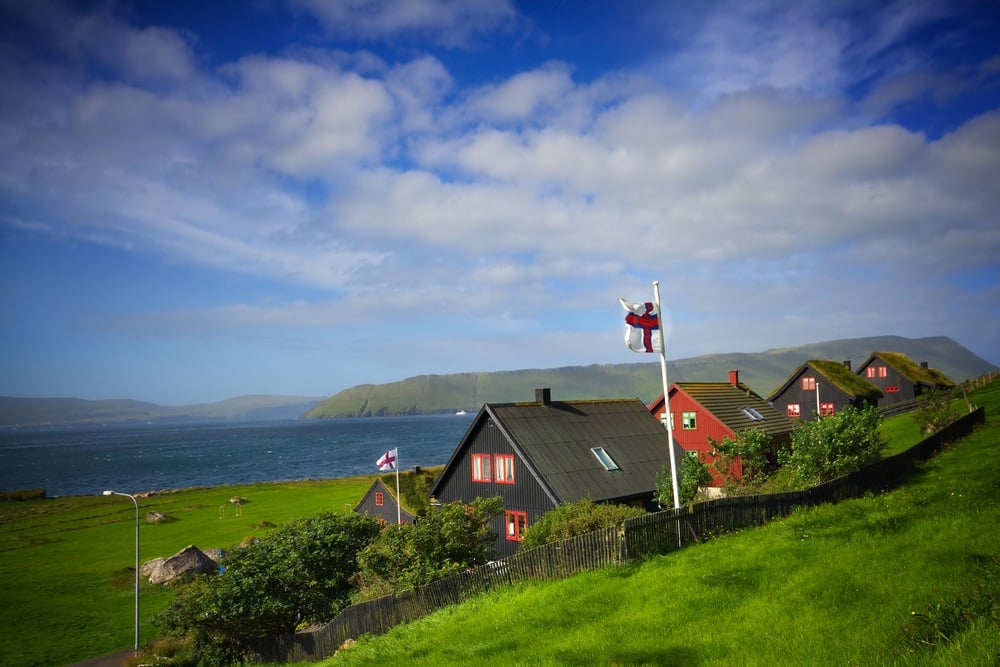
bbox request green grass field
[0,476,375,666]
[324,387,999,666]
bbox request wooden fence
[247,405,986,663]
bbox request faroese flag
[618,298,662,353]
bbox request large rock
[144,545,217,585]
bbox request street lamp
[103,490,140,654]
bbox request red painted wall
[651,388,742,486]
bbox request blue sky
[1,0,998,405]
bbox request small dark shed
[353,477,415,526]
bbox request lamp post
[103,490,140,653]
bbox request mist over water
[0,414,475,497]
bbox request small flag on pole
[376,448,398,472]
[618,298,662,353]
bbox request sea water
[0,414,475,497]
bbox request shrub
[784,404,885,485]
[355,496,503,599]
[519,498,645,549]
[655,452,713,507]
[153,511,380,664]
[912,388,957,435]
[709,428,775,494]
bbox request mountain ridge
[303,335,996,418]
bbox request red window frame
[866,367,876,379]
[878,366,888,378]
[819,402,835,416]
[495,454,515,484]
[786,403,801,418]
[886,385,900,393]
[374,491,384,506]
[471,454,491,482]
[505,510,528,541]
[801,377,816,391]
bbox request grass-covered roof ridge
[873,351,956,387]
[808,359,883,400]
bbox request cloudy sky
[1,0,998,405]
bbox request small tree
[355,496,503,599]
[912,388,956,434]
[709,428,774,494]
[518,498,645,549]
[785,404,885,485]
[154,511,380,664]
[654,452,713,508]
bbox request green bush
[912,388,957,435]
[784,404,885,485]
[655,452,713,507]
[153,511,380,664]
[709,428,776,494]
[355,496,503,599]
[519,498,645,549]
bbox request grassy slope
[0,477,375,666]
[326,385,999,666]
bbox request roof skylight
[591,447,621,471]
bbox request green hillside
[325,381,1000,666]
[304,335,996,418]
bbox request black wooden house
[767,360,883,420]
[855,352,955,408]
[428,388,683,557]
[353,477,415,526]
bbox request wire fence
[247,404,986,663]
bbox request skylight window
[591,447,621,471]
[741,407,766,421]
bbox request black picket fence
[247,405,986,663]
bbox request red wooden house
[647,370,795,487]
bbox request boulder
[145,545,218,585]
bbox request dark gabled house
[353,477,415,527]
[428,388,683,557]
[767,359,883,421]
[855,351,956,408]
[647,371,795,487]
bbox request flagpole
[653,280,681,512]
[394,452,401,528]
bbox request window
[591,447,621,471]
[886,385,900,393]
[495,454,515,484]
[660,412,674,430]
[819,402,835,416]
[741,406,765,421]
[505,510,528,541]
[866,367,876,379]
[471,454,491,482]
[682,411,697,430]
[878,366,888,378]
[801,377,816,391]
[374,491,384,507]
[786,403,801,418]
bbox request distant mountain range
[303,335,996,418]
[3,335,994,427]
[0,394,323,428]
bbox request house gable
[767,360,882,420]
[857,352,955,407]
[429,391,680,557]
[353,478,415,526]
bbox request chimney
[843,360,852,371]
[728,370,739,387]
[535,388,551,405]
[921,361,929,369]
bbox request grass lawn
[325,384,999,666]
[0,476,376,666]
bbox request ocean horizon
[0,414,475,498]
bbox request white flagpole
[653,280,681,511]
[394,450,401,527]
